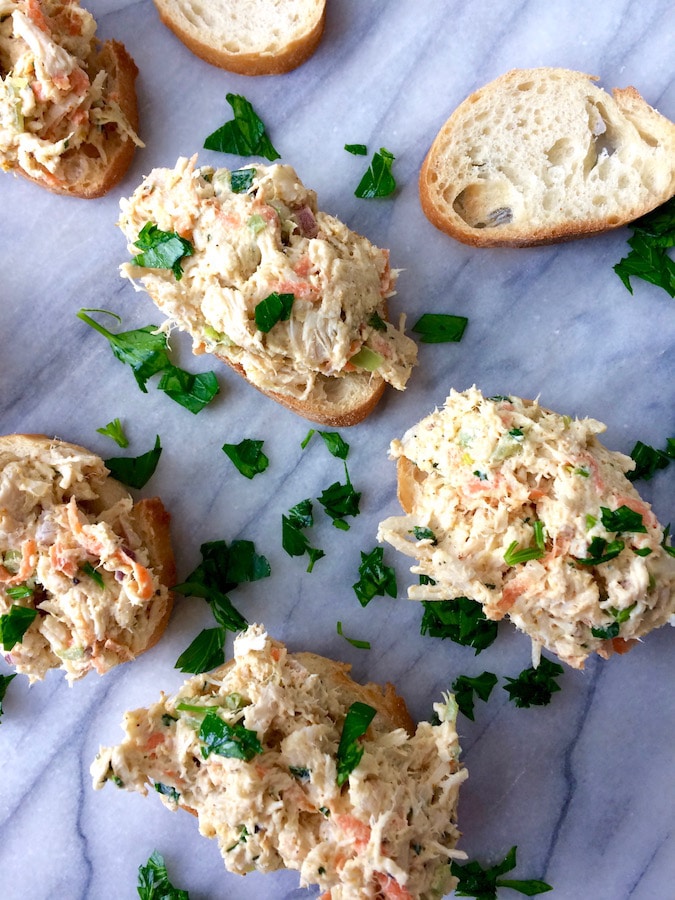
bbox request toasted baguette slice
[378,388,675,669]
[92,624,467,898]
[152,0,326,75]
[118,158,418,426]
[420,68,675,247]
[0,1,142,198]
[0,434,175,682]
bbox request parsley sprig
[204,93,280,160]
[614,196,675,298]
[78,310,219,413]
[451,845,552,898]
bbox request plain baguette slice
[0,434,175,681]
[152,0,326,75]
[92,625,467,898]
[0,1,142,198]
[419,67,675,247]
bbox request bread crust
[152,0,326,75]
[216,352,387,427]
[0,434,175,678]
[420,67,675,247]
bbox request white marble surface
[1,1,675,898]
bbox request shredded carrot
[335,814,371,851]
[0,538,37,584]
[375,873,414,899]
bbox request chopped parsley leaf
[420,597,499,653]
[613,196,675,298]
[175,627,226,674]
[412,313,468,343]
[254,291,294,332]
[0,673,16,723]
[452,671,498,720]
[157,366,219,414]
[353,547,397,606]
[96,417,129,448]
[354,147,396,198]
[576,536,625,566]
[345,143,368,155]
[411,526,437,543]
[336,701,376,786]
[6,584,33,601]
[131,222,194,281]
[600,505,647,534]
[80,561,104,589]
[282,501,325,573]
[105,436,162,490]
[230,167,256,193]
[503,657,563,708]
[503,533,545,566]
[628,437,675,481]
[204,93,280,160]
[451,845,552,898]
[0,605,37,650]
[137,850,190,900]
[222,439,269,479]
[199,709,262,761]
[154,782,180,804]
[318,466,361,530]
[301,429,350,459]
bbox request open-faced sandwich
[92,624,467,898]
[0,0,142,197]
[378,388,675,669]
[117,157,418,426]
[0,434,174,681]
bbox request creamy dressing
[378,387,675,669]
[0,441,169,681]
[118,158,418,402]
[92,625,467,899]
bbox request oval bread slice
[420,67,675,246]
[0,434,175,681]
[152,0,326,75]
[92,624,468,898]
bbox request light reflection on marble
[1,1,674,898]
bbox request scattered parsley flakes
[105,435,162,490]
[452,671,498,720]
[222,438,269,479]
[503,657,563,708]
[204,93,280,160]
[254,291,295,332]
[96,418,129,448]
[354,147,396,198]
[451,845,552,899]
[412,313,468,343]
[336,701,376,786]
[613,196,675,298]
[420,597,499,653]
[353,547,397,606]
[337,621,371,649]
[137,851,190,900]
